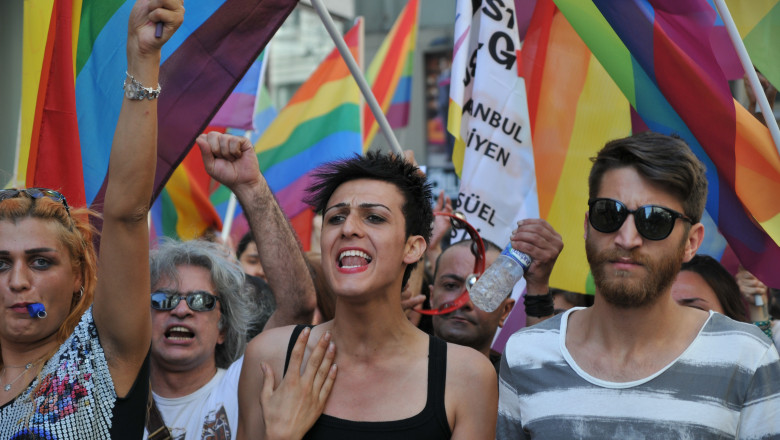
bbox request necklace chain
[1,363,34,392]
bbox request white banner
[448,0,538,249]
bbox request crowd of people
[1,1,779,439]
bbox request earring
[77,286,84,299]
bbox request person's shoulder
[695,313,779,366]
[502,312,572,371]
[251,323,302,341]
[525,311,566,330]
[444,342,498,432]
[445,342,496,383]
[705,312,773,345]
[506,311,565,344]
[244,324,301,363]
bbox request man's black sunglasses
[588,198,692,241]
[0,188,70,215]
[151,291,221,312]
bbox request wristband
[524,291,554,318]
[754,320,773,340]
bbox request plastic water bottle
[467,243,532,312]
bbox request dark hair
[589,132,708,223]
[305,152,434,287]
[680,255,749,322]
[236,231,254,259]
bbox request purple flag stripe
[211,93,257,130]
[275,172,317,219]
[386,102,410,128]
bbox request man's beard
[585,236,686,308]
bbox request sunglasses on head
[0,188,70,215]
[417,212,486,316]
[151,290,221,312]
[588,198,692,241]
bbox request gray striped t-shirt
[497,308,780,439]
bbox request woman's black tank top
[283,325,451,440]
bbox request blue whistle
[27,303,47,319]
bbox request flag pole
[310,0,404,155]
[713,0,780,153]
[220,193,238,241]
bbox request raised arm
[197,133,317,329]
[93,0,183,396]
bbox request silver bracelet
[123,71,161,100]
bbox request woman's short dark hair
[305,152,433,287]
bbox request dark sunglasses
[0,188,70,215]
[151,290,221,312]
[588,198,692,241]
[418,212,486,316]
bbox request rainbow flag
[210,82,316,251]
[725,0,780,88]
[154,49,269,243]
[211,50,269,131]
[191,50,270,244]
[150,144,223,241]
[16,0,85,207]
[13,0,296,214]
[210,84,279,246]
[519,0,728,294]
[254,19,363,219]
[212,84,278,218]
[363,0,418,151]
[553,0,780,287]
[248,85,278,145]
[522,0,632,295]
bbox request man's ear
[682,222,705,263]
[497,298,516,328]
[404,235,427,265]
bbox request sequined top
[0,307,121,439]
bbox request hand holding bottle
[469,219,563,312]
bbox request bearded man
[496,132,780,439]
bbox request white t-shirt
[144,357,244,440]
